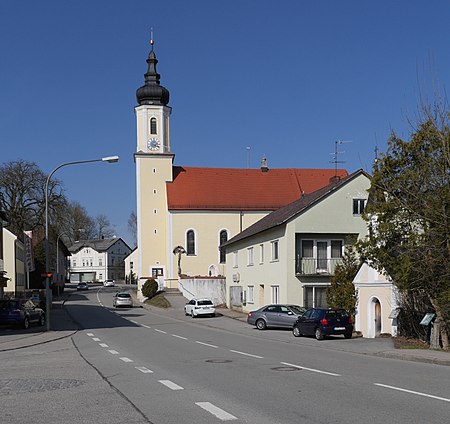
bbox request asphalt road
[57,286,450,424]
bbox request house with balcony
[223,169,371,312]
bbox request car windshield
[198,300,213,306]
[118,293,131,298]
[325,310,349,319]
[289,306,306,315]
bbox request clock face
[147,138,160,151]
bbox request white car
[103,279,115,287]
[113,292,133,308]
[184,298,215,318]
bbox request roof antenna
[246,146,251,168]
[330,140,351,179]
[374,133,379,164]
[150,27,154,49]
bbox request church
[133,39,348,292]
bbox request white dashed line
[375,383,450,403]
[171,334,188,340]
[154,329,167,334]
[142,324,151,329]
[92,338,100,342]
[195,402,237,421]
[135,366,153,374]
[120,357,134,363]
[196,341,218,348]
[280,362,341,377]
[229,349,263,359]
[99,343,109,348]
[130,320,139,324]
[86,333,94,337]
[158,380,184,390]
[108,350,119,355]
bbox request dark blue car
[0,299,45,329]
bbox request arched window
[186,230,195,255]
[150,118,157,135]
[219,230,228,263]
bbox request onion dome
[136,40,170,106]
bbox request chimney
[261,156,269,172]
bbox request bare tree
[128,211,137,248]
[95,214,115,239]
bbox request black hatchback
[293,308,353,340]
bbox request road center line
[229,349,263,359]
[108,350,119,355]
[158,380,184,390]
[135,366,153,373]
[142,324,151,329]
[374,383,450,403]
[130,320,139,324]
[195,402,237,421]
[86,333,94,337]
[120,357,134,363]
[280,362,341,377]
[172,334,188,340]
[99,343,109,348]
[92,338,100,342]
[196,341,218,348]
[154,329,167,334]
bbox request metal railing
[295,257,343,275]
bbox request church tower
[135,38,174,285]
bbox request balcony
[295,257,343,276]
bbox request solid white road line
[158,380,184,390]
[172,334,188,340]
[154,329,167,334]
[135,366,153,374]
[86,333,94,337]
[196,341,218,348]
[229,349,263,359]
[280,362,341,377]
[99,343,109,348]
[120,357,134,363]
[108,350,119,355]
[195,402,237,421]
[92,338,100,341]
[374,383,450,403]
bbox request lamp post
[45,156,119,331]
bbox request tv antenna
[330,140,352,177]
[246,146,251,168]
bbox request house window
[259,244,264,264]
[150,117,157,134]
[82,260,85,267]
[233,251,238,268]
[331,240,343,258]
[299,239,344,274]
[99,258,102,266]
[219,230,228,264]
[301,240,313,258]
[152,268,163,277]
[99,273,103,281]
[186,230,196,255]
[112,258,115,266]
[247,247,254,266]
[72,260,76,267]
[353,199,366,215]
[248,286,254,303]
[130,261,133,270]
[304,286,328,308]
[271,285,280,303]
[89,260,93,266]
[271,240,279,261]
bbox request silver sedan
[247,304,306,330]
[113,292,133,308]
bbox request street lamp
[45,156,119,331]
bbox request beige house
[223,170,371,312]
[2,228,26,297]
[133,40,347,296]
[353,263,398,338]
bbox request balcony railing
[295,257,343,276]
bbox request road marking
[130,320,139,324]
[280,362,341,377]
[154,329,167,334]
[86,333,94,337]
[92,338,100,342]
[374,383,450,403]
[195,402,237,421]
[120,357,134,363]
[135,366,153,374]
[172,334,188,340]
[99,303,103,306]
[142,324,151,329]
[99,343,109,348]
[229,349,263,359]
[158,380,184,390]
[108,350,119,355]
[196,341,218,348]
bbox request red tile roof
[167,166,348,210]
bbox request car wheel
[39,314,45,326]
[23,317,30,329]
[344,331,352,339]
[185,309,189,316]
[191,310,195,318]
[256,319,267,330]
[315,327,324,341]
[293,326,301,337]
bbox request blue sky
[1,1,449,246]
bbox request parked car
[247,304,306,330]
[292,308,353,340]
[0,299,45,329]
[184,299,216,318]
[77,282,89,291]
[113,292,133,308]
[103,279,115,287]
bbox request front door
[375,300,381,336]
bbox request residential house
[2,228,26,297]
[124,247,138,284]
[223,170,371,312]
[68,238,131,283]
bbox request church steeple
[136,38,170,106]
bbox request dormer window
[150,118,157,135]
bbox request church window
[150,118,157,135]
[186,230,196,255]
[219,230,228,263]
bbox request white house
[2,228,26,297]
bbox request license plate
[334,327,345,331]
